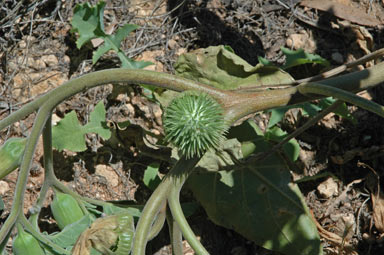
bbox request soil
[1,0,384,254]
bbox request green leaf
[71,1,106,49]
[71,1,152,69]
[48,214,92,248]
[102,203,142,219]
[281,47,329,70]
[318,97,356,124]
[52,101,111,152]
[188,121,322,255]
[174,45,294,90]
[92,24,137,64]
[0,137,27,179]
[264,126,300,162]
[143,163,161,190]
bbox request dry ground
[2,0,384,254]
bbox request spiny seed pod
[163,92,228,158]
[51,191,85,230]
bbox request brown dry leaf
[365,170,384,233]
[300,0,382,27]
[72,216,120,255]
[371,191,384,233]
[310,211,358,255]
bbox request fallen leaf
[300,0,382,27]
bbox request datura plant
[2,43,384,255]
[163,92,228,158]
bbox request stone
[95,164,119,187]
[317,177,338,198]
[0,181,9,195]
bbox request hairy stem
[132,156,200,255]
[298,82,384,118]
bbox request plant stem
[132,156,200,255]
[298,82,384,118]
[0,103,52,244]
[29,116,54,229]
[166,209,183,255]
[0,69,228,130]
[168,180,209,255]
[20,214,70,255]
[251,100,344,162]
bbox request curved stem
[0,104,51,244]
[166,208,183,255]
[29,115,54,229]
[298,82,384,118]
[0,69,229,130]
[132,156,200,255]
[20,214,70,255]
[168,180,209,255]
[147,200,167,240]
[251,100,344,162]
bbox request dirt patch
[2,0,384,254]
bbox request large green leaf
[187,121,322,255]
[174,45,294,90]
[52,101,111,152]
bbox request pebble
[317,177,338,198]
[0,181,10,195]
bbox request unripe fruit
[51,191,85,230]
[163,92,227,158]
[12,224,45,255]
[0,138,26,179]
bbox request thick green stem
[298,82,384,118]
[147,200,167,240]
[29,116,54,229]
[168,180,209,255]
[0,69,229,130]
[20,214,70,255]
[132,156,200,255]
[0,104,51,244]
[166,208,183,255]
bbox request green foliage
[50,191,85,230]
[0,138,27,179]
[268,97,356,128]
[143,163,161,191]
[174,45,294,90]
[258,47,329,70]
[71,1,152,69]
[264,126,300,161]
[47,214,92,251]
[52,101,111,152]
[187,121,321,255]
[13,224,45,255]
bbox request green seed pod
[115,213,135,255]
[163,92,228,158]
[0,138,27,179]
[12,224,45,255]
[51,191,85,230]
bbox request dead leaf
[300,0,382,27]
[72,215,120,255]
[310,210,358,255]
[364,168,384,233]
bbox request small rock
[0,181,10,195]
[332,52,344,64]
[317,177,338,198]
[95,164,119,187]
[167,39,177,49]
[41,54,58,67]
